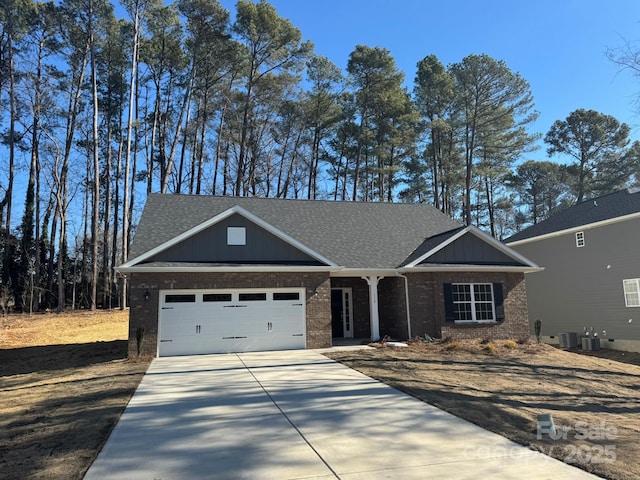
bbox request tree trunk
[122,4,141,309]
[90,2,100,310]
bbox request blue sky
[221,0,640,160]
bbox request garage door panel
[158,289,306,356]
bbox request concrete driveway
[85,350,599,479]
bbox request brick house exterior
[128,271,332,357]
[119,195,540,357]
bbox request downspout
[398,273,412,340]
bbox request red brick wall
[406,272,530,341]
[379,277,408,339]
[127,271,331,357]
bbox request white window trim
[227,226,246,246]
[453,283,496,323]
[623,278,640,307]
[575,231,585,248]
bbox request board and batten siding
[511,217,640,344]
[149,213,322,265]
[424,232,522,265]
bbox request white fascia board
[119,207,240,268]
[506,211,640,247]
[398,265,544,274]
[119,205,338,268]
[330,268,400,278]
[404,225,540,269]
[117,265,344,274]
[403,227,468,268]
[465,225,541,268]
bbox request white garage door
[158,288,306,356]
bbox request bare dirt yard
[2,313,640,480]
[0,310,150,480]
[326,339,640,480]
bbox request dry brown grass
[326,339,640,480]
[0,310,149,480]
[0,309,129,348]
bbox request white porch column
[362,276,383,341]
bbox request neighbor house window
[443,283,505,323]
[227,226,246,245]
[575,231,585,248]
[623,279,640,307]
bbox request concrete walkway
[85,350,599,479]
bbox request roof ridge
[148,192,448,208]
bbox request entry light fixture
[144,290,150,301]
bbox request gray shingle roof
[128,194,463,269]
[506,188,640,243]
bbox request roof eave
[399,265,544,274]
[116,265,344,274]
[506,211,640,247]
[330,268,402,277]
[120,204,338,269]
[403,225,540,269]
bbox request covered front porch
[329,275,410,344]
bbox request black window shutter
[443,283,455,322]
[493,283,505,321]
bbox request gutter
[116,265,345,274]
[506,211,640,247]
[398,265,544,274]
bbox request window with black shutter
[443,283,503,323]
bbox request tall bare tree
[231,0,311,196]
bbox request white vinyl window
[227,226,246,246]
[452,283,495,322]
[623,279,640,307]
[575,231,585,248]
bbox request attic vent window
[227,226,246,246]
[575,231,585,248]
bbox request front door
[331,288,353,338]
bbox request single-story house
[506,188,640,353]
[118,194,541,357]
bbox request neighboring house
[506,188,640,353]
[118,194,540,357]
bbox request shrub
[136,327,145,356]
[534,319,542,342]
[482,341,497,353]
[444,340,460,351]
[503,339,518,349]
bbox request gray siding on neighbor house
[149,214,322,265]
[512,218,640,342]
[423,232,520,265]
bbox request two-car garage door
[158,288,306,356]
